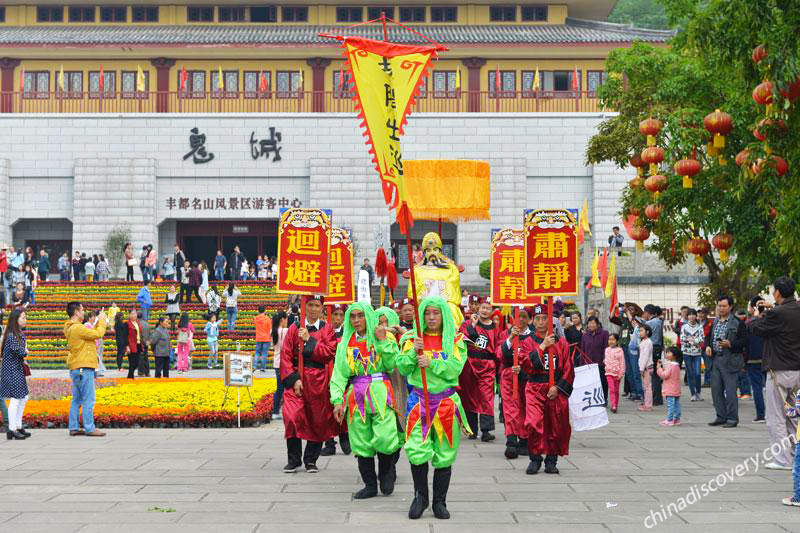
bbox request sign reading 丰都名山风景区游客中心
[165,196,302,211]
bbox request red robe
[495,328,533,438]
[280,320,338,442]
[327,327,347,435]
[457,320,498,416]
[521,335,574,457]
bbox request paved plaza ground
[2,376,800,532]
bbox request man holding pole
[458,297,498,442]
[497,306,533,459]
[329,302,401,499]
[521,302,574,475]
[398,296,468,520]
[280,295,338,473]
[322,304,351,456]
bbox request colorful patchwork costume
[329,302,402,498]
[397,296,468,520]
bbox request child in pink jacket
[604,333,626,413]
[656,346,682,426]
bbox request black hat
[532,304,547,317]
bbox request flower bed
[22,378,276,428]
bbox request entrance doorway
[177,220,278,280]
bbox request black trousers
[598,362,609,405]
[287,438,323,466]
[179,284,191,303]
[711,356,740,424]
[126,266,134,281]
[651,346,664,405]
[189,286,201,303]
[155,357,170,378]
[465,411,495,434]
[138,351,150,376]
[116,346,126,370]
[126,352,139,379]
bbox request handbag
[127,258,137,267]
[177,330,189,344]
[22,361,31,376]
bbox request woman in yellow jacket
[63,302,107,437]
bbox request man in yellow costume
[407,232,464,324]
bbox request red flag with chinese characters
[490,229,541,305]
[524,209,580,296]
[495,65,501,91]
[259,71,268,93]
[572,66,579,91]
[276,208,332,295]
[180,66,188,93]
[19,69,24,93]
[326,227,355,304]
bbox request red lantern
[639,118,663,146]
[752,81,774,105]
[630,154,646,177]
[753,155,789,177]
[629,177,643,189]
[779,76,800,102]
[704,109,733,149]
[752,45,768,64]
[645,204,661,220]
[735,149,750,167]
[712,233,734,261]
[753,118,787,141]
[687,237,711,265]
[644,174,668,198]
[674,158,702,189]
[641,146,665,175]
[628,207,641,216]
[629,226,651,252]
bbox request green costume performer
[397,296,469,520]
[375,306,410,429]
[329,302,402,499]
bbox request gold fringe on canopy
[403,160,491,222]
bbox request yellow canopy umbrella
[403,160,491,222]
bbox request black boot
[517,438,528,456]
[432,467,452,519]
[504,436,519,459]
[354,456,378,499]
[544,455,559,474]
[408,463,429,519]
[339,432,351,455]
[320,438,336,456]
[377,452,396,495]
[6,429,26,440]
[481,431,495,442]
[526,454,543,475]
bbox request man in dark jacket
[173,244,186,283]
[707,295,747,428]
[750,276,800,469]
[229,246,244,281]
[150,315,171,378]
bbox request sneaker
[753,416,766,423]
[659,419,672,426]
[672,420,681,426]
[271,413,282,420]
[637,406,652,412]
[283,462,301,473]
[84,430,106,437]
[305,463,319,473]
[782,497,800,507]
[765,462,791,471]
[690,395,698,402]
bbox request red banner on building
[524,209,580,296]
[276,208,332,295]
[326,227,355,304]
[490,228,542,305]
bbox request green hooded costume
[397,296,469,468]
[329,301,401,458]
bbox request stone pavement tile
[78,525,258,533]
[138,459,209,470]
[7,525,83,533]
[201,492,352,502]
[348,510,515,524]
[648,490,785,502]
[256,525,428,533]
[178,510,347,524]
[1,484,144,494]
[0,502,116,512]
[515,510,651,524]
[585,500,746,513]
[0,512,20,522]
[434,525,609,533]
[12,512,184,524]
[10,459,93,470]
[0,492,60,503]
[504,490,657,502]
[51,492,207,502]
[607,524,787,533]
[682,510,800,523]
[110,502,270,513]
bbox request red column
[0,58,21,113]
[150,57,176,113]
[306,57,331,112]
[461,57,486,113]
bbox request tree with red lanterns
[586,0,800,307]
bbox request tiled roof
[0,18,673,47]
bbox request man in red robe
[280,295,338,473]
[521,303,574,475]
[322,304,351,456]
[458,297,498,441]
[496,306,533,459]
